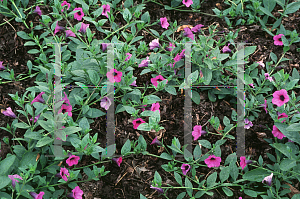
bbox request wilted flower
[54,22,65,35]
[262,173,273,186]
[204,155,222,168]
[181,164,191,175]
[257,60,265,67]
[192,125,207,140]
[29,191,44,199]
[222,43,231,53]
[125,53,132,61]
[78,23,89,34]
[0,61,5,70]
[102,43,109,52]
[260,99,268,114]
[191,24,204,33]
[272,89,289,107]
[30,114,41,123]
[2,107,17,118]
[100,96,111,110]
[150,137,162,146]
[244,118,253,129]
[62,92,71,106]
[149,39,160,50]
[240,156,253,170]
[34,6,42,16]
[67,186,83,199]
[183,27,194,40]
[31,92,45,104]
[8,174,23,189]
[139,57,150,67]
[150,184,164,194]
[65,29,76,37]
[160,17,169,29]
[61,1,70,12]
[112,157,122,167]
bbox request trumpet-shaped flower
[34,6,42,16]
[150,137,162,146]
[8,174,23,189]
[222,43,231,53]
[262,173,273,186]
[151,75,168,88]
[272,89,289,107]
[54,22,65,35]
[272,125,286,139]
[182,0,193,7]
[112,157,122,167]
[150,103,160,113]
[150,184,164,194]
[67,186,83,199]
[183,27,194,40]
[149,39,160,50]
[139,57,150,67]
[273,34,284,46]
[181,164,191,175]
[30,114,41,123]
[66,154,80,166]
[73,8,84,21]
[106,68,122,83]
[29,191,44,199]
[31,92,45,104]
[61,1,70,12]
[65,29,76,37]
[132,118,146,129]
[59,167,70,181]
[160,17,169,29]
[100,96,111,110]
[192,125,207,140]
[101,4,110,18]
[0,61,5,70]
[2,107,17,118]
[58,104,72,117]
[244,118,253,129]
[204,155,221,168]
[191,24,204,33]
[240,156,253,170]
[125,53,132,61]
[79,23,89,34]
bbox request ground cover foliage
[0,0,300,198]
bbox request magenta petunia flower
[29,191,44,199]
[79,23,89,34]
[67,186,83,199]
[150,184,164,194]
[244,118,253,129]
[73,8,84,21]
[174,53,182,62]
[151,75,168,88]
[179,49,185,59]
[132,118,146,129]
[262,173,273,186]
[150,137,162,146]
[181,164,191,175]
[139,57,150,67]
[61,1,70,12]
[191,24,204,33]
[31,92,45,105]
[273,34,284,46]
[100,96,111,110]
[272,89,289,107]
[257,60,265,67]
[2,107,17,118]
[183,27,194,40]
[272,125,286,139]
[125,53,132,61]
[192,125,207,140]
[204,155,222,168]
[130,78,137,86]
[58,104,72,117]
[166,43,175,51]
[101,4,110,18]
[8,174,23,189]
[160,17,169,29]
[65,29,76,37]
[34,6,42,16]
[54,22,65,35]
[150,103,160,113]
[62,92,71,106]
[0,61,5,70]
[182,0,193,7]
[249,83,254,88]
[149,38,160,50]
[112,157,122,167]
[106,68,122,83]
[278,112,288,123]
[102,43,109,52]
[264,73,273,82]
[30,114,41,123]
[240,156,253,170]
[222,43,231,53]
[59,167,70,181]
[66,154,80,166]
[260,99,268,114]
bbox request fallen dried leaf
[176,25,194,32]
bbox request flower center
[136,121,141,124]
[62,109,66,114]
[185,165,189,170]
[158,78,162,81]
[280,95,285,101]
[113,72,118,76]
[78,11,81,15]
[278,38,282,41]
[211,157,215,160]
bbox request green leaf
[193,145,202,161]
[140,193,147,199]
[184,148,193,162]
[243,168,271,182]
[280,159,296,171]
[174,171,182,186]
[27,49,40,54]
[63,126,82,135]
[219,166,230,183]
[191,90,200,105]
[17,31,31,40]
[14,122,30,129]
[150,29,160,37]
[0,155,16,176]
[176,192,186,199]
[270,52,277,63]
[121,139,131,156]
[198,140,211,149]
[87,70,100,85]
[86,108,105,118]
[202,68,212,85]
[258,6,276,18]
[284,2,300,15]
[36,137,53,147]
[123,106,136,114]
[185,178,193,197]
[244,46,257,57]
[123,8,132,22]
[0,176,11,190]
[160,152,173,160]
[263,0,276,12]
[38,120,53,132]
[141,11,150,24]
[24,41,37,46]
[206,172,217,188]
[165,85,177,95]
[222,187,233,196]
[244,189,258,197]
[154,171,162,184]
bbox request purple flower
[257,60,265,67]
[54,22,65,35]
[240,156,253,170]
[65,29,76,37]
[100,96,111,110]
[222,43,231,53]
[112,157,122,167]
[132,118,146,129]
[151,75,168,88]
[139,56,150,67]
[150,184,164,194]
[101,4,110,18]
[262,173,273,186]
[130,77,137,86]
[244,118,253,129]
[30,114,41,123]
[264,73,273,82]
[61,1,71,12]
[191,24,204,33]
[29,191,44,199]
[166,43,175,51]
[181,164,191,175]
[0,61,5,70]
[73,7,84,21]
[31,92,45,104]
[272,125,286,139]
[125,53,132,61]
[34,6,42,16]
[150,137,162,146]
[67,186,83,199]
[102,43,109,52]
[183,27,194,40]
[179,49,185,59]
[78,23,89,34]
[2,107,17,118]
[106,68,122,83]
[160,17,169,29]
[150,103,160,113]
[8,174,23,189]
[192,125,207,140]
[149,39,160,50]
[273,34,284,46]
[182,0,193,7]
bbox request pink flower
[249,83,254,88]
[257,60,265,67]
[0,61,5,70]
[100,96,111,110]
[278,112,288,123]
[183,27,194,40]
[62,92,71,106]
[240,156,253,170]
[150,137,162,146]
[106,68,122,83]
[192,125,207,140]
[2,107,17,118]
[151,75,168,88]
[239,197,242,199]
[125,53,132,61]
[174,53,182,62]
[66,154,80,166]
[181,164,191,175]
[60,167,70,181]
[132,118,146,129]
[67,186,83,199]
[204,155,222,168]
[262,173,273,186]
[150,103,160,113]
[139,57,150,67]
[179,49,185,59]
[260,99,268,114]
[8,174,23,189]
[30,114,41,123]
[273,34,284,46]
[166,43,175,51]
[149,38,160,50]
[160,17,169,29]
[101,4,110,18]
[272,89,289,107]
[58,104,72,117]
[244,118,253,129]
[65,29,76,37]
[222,43,231,53]
[191,24,204,33]
[130,79,137,86]
[79,23,89,34]
[54,22,65,35]
[29,191,44,199]
[102,43,109,52]
[112,157,122,167]
[272,125,286,139]
[182,0,193,7]
[31,92,45,104]
[61,1,70,12]
[73,8,84,21]
[264,73,273,82]
[34,6,42,16]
